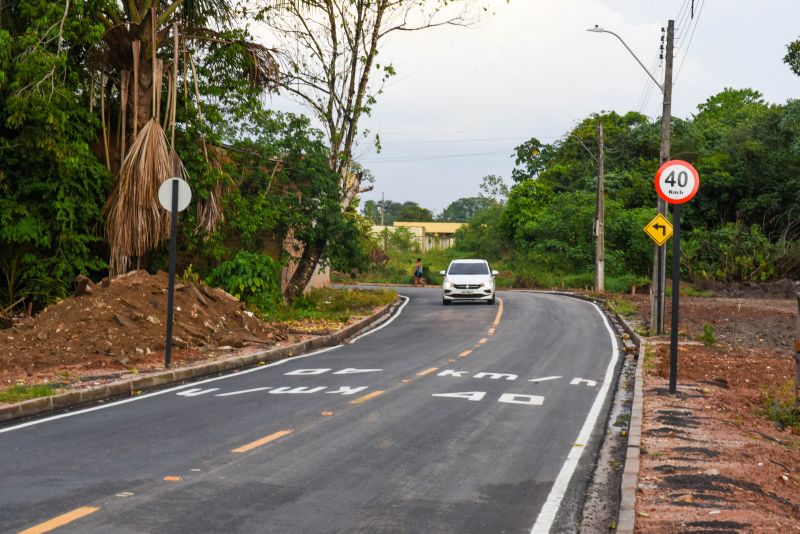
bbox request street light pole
[588,20,674,333]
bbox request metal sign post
[654,160,700,394]
[158,177,192,368]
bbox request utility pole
[650,19,674,335]
[380,191,385,226]
[595,123,605,293]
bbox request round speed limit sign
[654,160,700,204]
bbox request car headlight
[444,281,454,289]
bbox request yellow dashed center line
[459,350,472,358]
[350,390,385,405]
[493,298,504,327]
[416,367,439,377]
[163,476,182,482]
[19,506,100,534]
[478,338,488,345]
[232,429,293,453]
[488,328,496,336]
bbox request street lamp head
[587,25,606,33]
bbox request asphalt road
[0,288,620,534]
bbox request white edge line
[0,296,410,434]
[529,299,620,534]
[348,295,409,343]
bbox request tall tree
[785,36,800,76]
[255,0,480,300]
[439,197,493,221]
[92,0,282,274]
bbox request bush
[206,251,281,313]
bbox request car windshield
[448,262,489,275]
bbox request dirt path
[625,295,800,532]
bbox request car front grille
[453,284,482,289]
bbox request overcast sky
[266,0,800,215]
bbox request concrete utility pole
[651,19,674,335]
[595,123,605,293]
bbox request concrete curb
[617,337,645,533]
[0,297,403,424]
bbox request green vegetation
[0,384,61,403]
[358,87,799,293]
[761,381,800,429]
[609,298,637,318]
[700,324,716,347]
[207,251,282,314]
[270,287,397,323]
[613,412,631,428]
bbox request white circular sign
[654,160,699,205]
[158,177,192,212]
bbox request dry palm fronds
[196,145,227,237]
[240,40,280,91]
[104,119,173,276]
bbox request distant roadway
[0,287,620,533]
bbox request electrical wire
[675,0,707,82]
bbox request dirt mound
[0,271,287,386]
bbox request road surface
[0,288,620,533]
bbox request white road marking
[332,368,382,375]
[176,388,219,397]
[528,376,562,383]
[437,370,468,378]
[215,387,272,397]
[474,372,517,381]
[431,391,486,401]
[570,378,598,387]
[0,297,412,434]
[285,368,331,376]
[348,295,410,343]
[269,386,327,395]
[498,394,544,406]
[529,300,619,534]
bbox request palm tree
[93,0,282,274]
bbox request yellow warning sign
[644,213,673,246]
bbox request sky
[265,0,800,215]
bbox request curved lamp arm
[587,25,664,93]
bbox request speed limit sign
[654,160,700,204]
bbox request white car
[440,259,498,305]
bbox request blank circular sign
[158,177,192,212]
[654,160,699,205]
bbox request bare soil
[624,294,800,532]
[0,271,362,395]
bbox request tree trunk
[283,238,326,303]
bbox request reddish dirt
[624,294,800,532]
[0,271,342,394]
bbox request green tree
[439,197,493,221]
[0,0,111,309]
[397,202,433,222]
[785,36,800,76]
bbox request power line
[360,150,511,163]
[675,0,707,82]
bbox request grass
[761,381,800,430]
[614,412,631,428]
[0,384,61,403]
[269,287,397,323]
[643,349,658,371]
[665,285,715,297]
[609,297,637,317]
